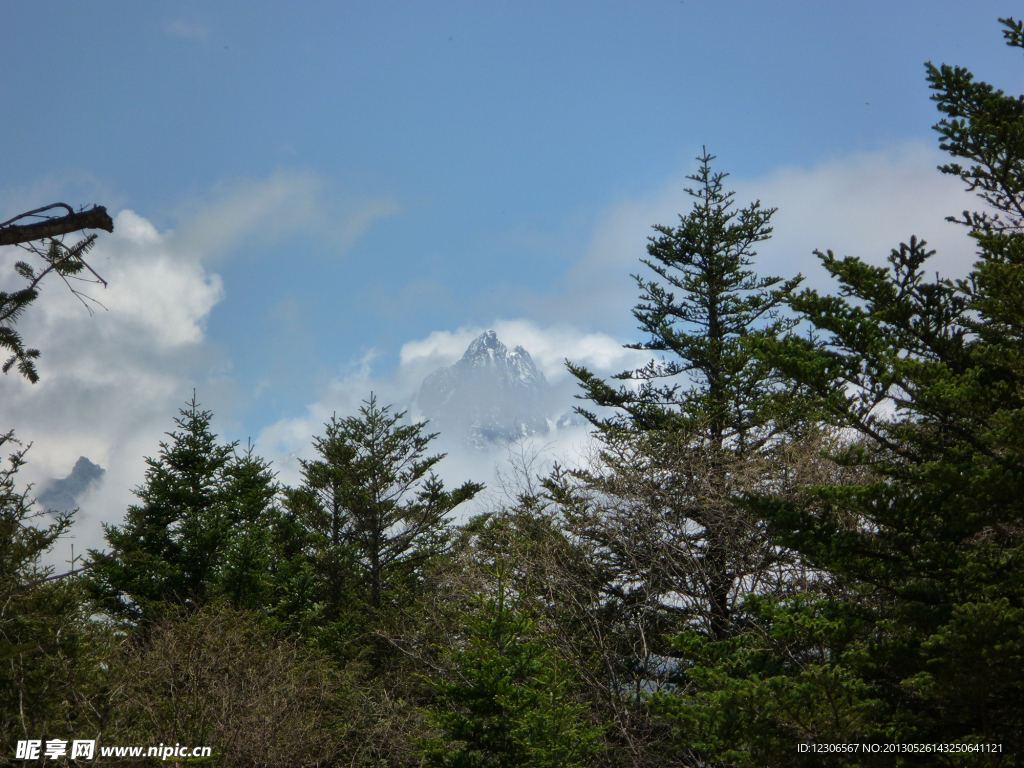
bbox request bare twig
[0,203,76,228]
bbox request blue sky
[2,1,1022,554]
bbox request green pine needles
[1,234,102,383]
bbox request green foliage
[0,234,99,383]
[439,482,640,767]
[89,396,282,625]
[423,571,602,768]
[733,16,1024,756]
[905,599,1024,747]
[286,394,483,620]
[927,17,1024,236]
[652,594,891,767]
[559,153,814,756]
[580,20,1024,763]
[570,149,803,444]
[0,431,112,758]
[0,432,73,601]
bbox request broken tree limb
[0,204,115,247]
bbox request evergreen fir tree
[571,149,803,445]
[708,16,1024,755]
[1,431,110,757]
[423,570,602,768]
[89,396,279,624]
[564,151,807,667]
[286,394,483,617]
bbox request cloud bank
[257,142,989,514]
[0,209,224,563]
[546,142,981,328]
[254,318,649,508]
[1,142,988,561]
[0,171,396,566]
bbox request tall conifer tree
[286,395,483,616]
[563,151,806,657]
[670,17,1024,758]
[90,397,279,624]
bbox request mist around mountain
[36,456,105,513]
[416,330,583,450]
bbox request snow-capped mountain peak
[417,330,551,449]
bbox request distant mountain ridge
[417,330,552,449]
[36,456,105,512]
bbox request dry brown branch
[100,605,344,767]
[0,205,114,247]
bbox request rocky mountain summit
[36,456,105,513]
[417,330,553,449]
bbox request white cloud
[734,143,981,286]
[164,19,212,42]
[171,170,400,263]
[550,142,980,328]
[0,171,395,567]
[0,208,225,563]
[398,321,646,385]
[255,319,646,514]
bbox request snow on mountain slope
[417,330,552,449]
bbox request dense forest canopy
[2,16,1023,768]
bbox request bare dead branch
[0,553,114,603]
[0,203,76,228]
[0,205,114,247]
